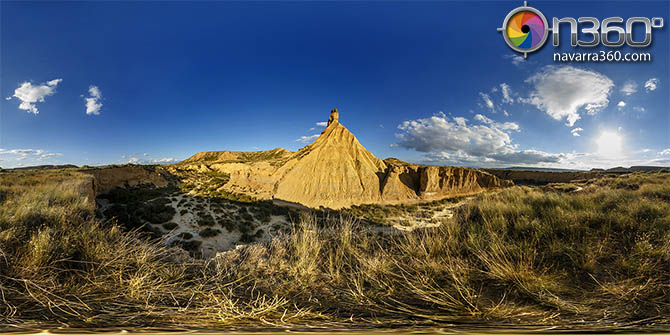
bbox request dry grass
[0,169,668,330]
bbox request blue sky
[1,1,668,169]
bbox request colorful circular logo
[497,2,549,57]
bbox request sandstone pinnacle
[327,108,339,126]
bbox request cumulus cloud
[644,78,659,92]
[123,155,179,165]
[617,101,626,108]
[500,83,514,104]
[0,148,63,165]
[571,127,583,137]
[479,92,495,113]
[658,149,670,156]
[395,112,560,166]
[37,153,63,161]
[504,54,525,66]
[6,79,62,114]
[523,66,613,126]
[473,114,520,131]
[149,157,178,164]
[620,80,638,96]
[296,134,320,143]
[84,85,102,115]
[315,121,328,127]
[0,148,44,155]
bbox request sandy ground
[97,192,478,257]
[98,192,291,258]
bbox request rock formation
[82,165,171,194]
[178,109,511,208]
[327,108,339,127]
[272,112,388,208]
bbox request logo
[497,1,664,59]
[497,1,549,58]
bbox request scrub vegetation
[0,169,668,330]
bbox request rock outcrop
[327,108,339,126]
[77,174,98,208]
[179,109,512,208]
[272,113,388,208]
[81,165,171,195]
[379,159,511,203]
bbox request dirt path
[371,194,481,234]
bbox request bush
[199,228,220,238]
[197,214,216,227]
[178,232,193,240]
[162,222,178,230]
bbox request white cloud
[37,153,63,161]
[500,83,514,104]
[571,127,583,137]
[473,114,520,132]
[315,121,328,127]
[504,54,525,66]
[479,92,495,113]
[620,80,638,96]
[523,66,613,127]
[395,112,560,166]
[6,79,62,114]
[617,101,626,107]
[84,85,102,115]
[123,155,179,165]
[644,78,659,92]
[296,134,320,143]
[633,106,646,113]
[658,149,670,156]
[0,148,43,155]
[0,148,63,166]
[149,157,178,164]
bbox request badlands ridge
[177,109,511,208]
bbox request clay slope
[273,116,387,208]
[177,148,295,199]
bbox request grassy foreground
[0,169,668,330]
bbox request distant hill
[621,166,668,172]
[590,166,670,173]
[499,166,584,172]
[2,164,78,171]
